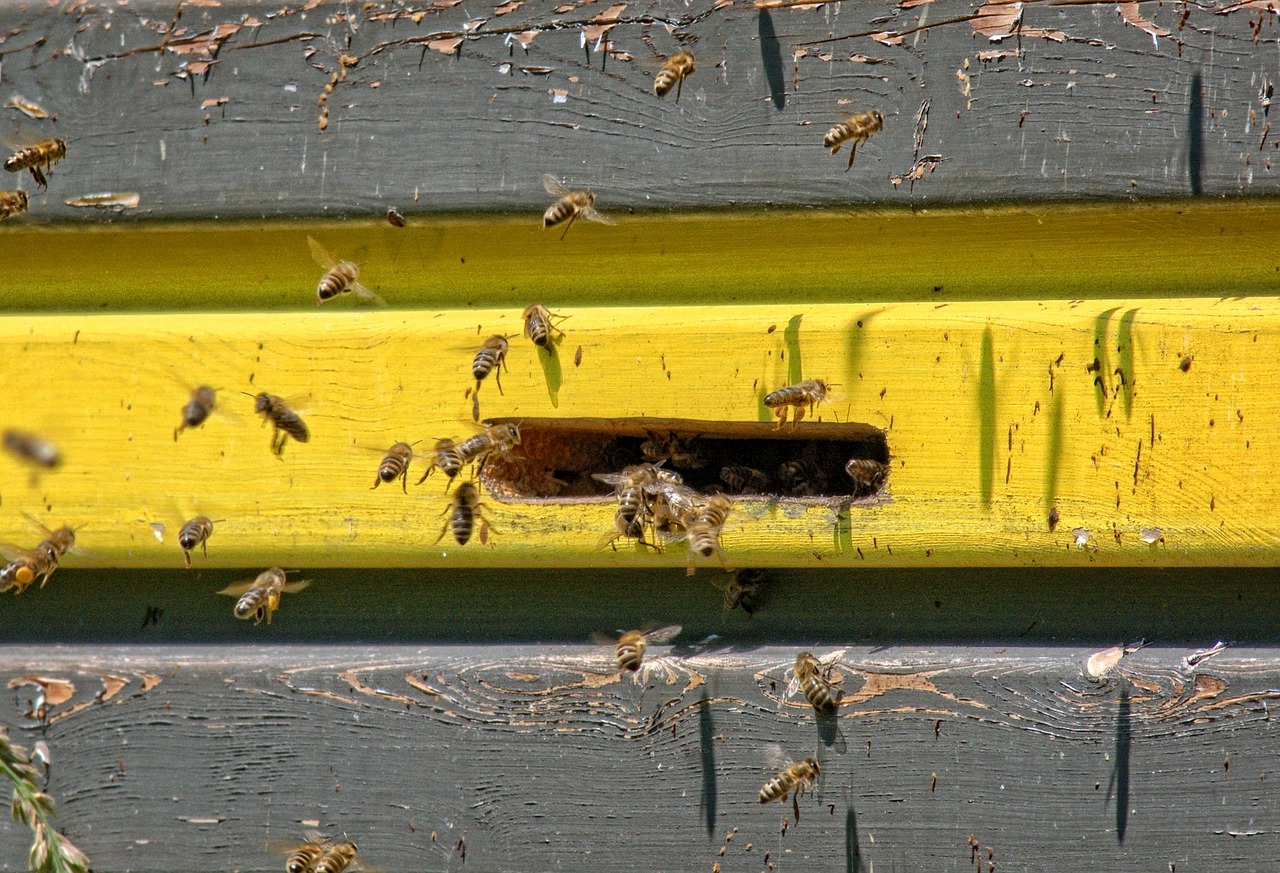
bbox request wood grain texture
[1,642,1278,872]
[0,0,1276,220]
[3,298,1280,569]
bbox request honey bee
[764,379,831,428]
[2,429,60,468]
[593,464,662,544]
[0,190,28,221]
[683,494,733,575]
[174,385,217,441]
[218,567,310,625]
[178,515,214,570]
[541,174,615,239]
[759,756,821,818]
[776,457,829,497]
[640,431,706,470]
[417,437,465,487]
[307,236,385,306]
[457,422,521,475]
[372,441,418,493]
[472,335,510,395]
[250,393,310,456]
[844,458,889,497]
[3,136,66,189]
[719,464,772,495]
[522,303,567,349]
[0,521,76,594]
[435,482,488,546]
[314,840,359,873]
[386,207,406,227]
[784,651,843,713]
[714,568,766,615]
[595,623,682,673]
[823,109,884,171]
[284,838,329,873]
[654,50,696,101]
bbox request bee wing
[763,742,793,770]
[306,235,338,270]
[217,579,257,597]
[591,472,628,486]
[349,282,387,306]
[781,666,802,703]
[589,630,619,646]
[819,648,848,670]
[540,173,571,197]
[1,126,47,151]
[640,623,682,644]
[581,206,616,226]
[281,579,312,594]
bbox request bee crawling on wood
[823,109,884,171]
[763,379,831,429]
[654,50,696,101]
[248,392,310,456]
[522,303,568,349]
[308,236,385,306]
[371,441,420,493]
[783,650,845,713]
[541,174,615,239]
[456,422,521,476]
[719,464,772,495]
[472,335,510,396]
[417,437,465,488]
[844,458,889,497]
[435,482,491,546]
[218,567,310,625]
[314,839,360,873]
[3,134,66,189]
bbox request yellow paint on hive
[0,298,1275,569]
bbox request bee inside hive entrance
[480,418,891,504]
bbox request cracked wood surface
[0,643,1278,872]
[0,0,1277,219]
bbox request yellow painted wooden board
[1,299,1276,569]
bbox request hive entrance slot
[479,418,891,504]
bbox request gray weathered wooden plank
[1,642,1278,873]
[0,0,1276,220]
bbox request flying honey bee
[594,623,682,673]
[0,519,76,594]
[713,568,766,616]
[472,335,509,395]
[249,393,310,456]
[2,429,60,468]
[784,651,844,713]
[522,303,567,349]
[435,482,488,546]
[417,437,465,487]
[2,135,66,189]
[683,494,733,575]
[654,50,696,101]
[218,567,310,625]
[823,109,884,171]
[372,441,418,493]
[314,840,359,873]
[178,515,214,570]
[844,458,889,497]
[763,379,831,428]
[0,190,28,221]
[719,464,772,495]
[759,755,821,822]
[307,236,385,306]
[174,385,217,441]
[541,174,615,239]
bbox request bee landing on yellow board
[248,393,310,456]
[417,438,465,488]
[3,135,66,189]
[654,50,695,102]
[763,379,831,429]
[522,303,568,350]
[823,109,884,171]
[0,519,77,594]
[541,174,615,239]
[435,482,491,546]
[218,567,310,625]
[174,385,217,441]
[307,236,385,306]
[178,515,214,570]
[371,441,420,493]
[471,335,510,397]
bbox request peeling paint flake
[8,676,75,706]
[506,30,538,50]
[591,3,627,22]
[871,30,904,46]
[849,53,884,64]
[65,192,141,210]
[520,65,553,75]
[463,17,487,32]
[493,0,523,12]
[1117,1,1170,46]
[200,97,229,109]
[428,36,464,54]
[550,88,568,103]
